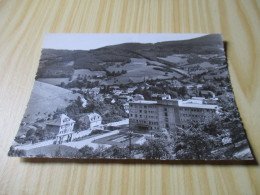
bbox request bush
[8,146,26,157]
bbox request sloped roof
[46,114,75,126]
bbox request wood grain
[0,0,259,194]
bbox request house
[168,80,182,88]
[123,103,129,113]
[151,94,171,100]
[127,87,137,94]
[104,94,113,103]
[80,97,87,108]
[89,87,100,95]
[199,90,215,98]
[118,95,133,103]
[78,112,102,130]
[110,85,120,90]
[111,99,116,104]
[132,94,144,101]
[113,89,123,96]
[46,114,75,144]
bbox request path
[63,130,120,149]
[15,139,55,151]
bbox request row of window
[130,114,158,119]
[59,129,71,134]
[180,108,214,112]
[131,119,159,125]
[61,124,72,130]
[130,104,157,109]
[182,114,206,118]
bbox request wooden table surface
[0,0,260,194]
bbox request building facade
[78,112,102,130]
[129,97,218,131]
[52,114,75,144]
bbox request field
[22,81,81,124]
[157,55,188,65]
[104,58,183,84]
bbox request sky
[42,33,208,50]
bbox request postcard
[8,33,254,161]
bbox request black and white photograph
[8,33,254,161]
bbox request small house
[78,112,102,130]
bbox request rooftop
[130,98,218,109]
[130,100,157,104]
[87,112,101,118]
[179,101,218,109]
[46,114,75,126]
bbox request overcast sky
[42,33,208,50]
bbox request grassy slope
[23,81,80,123]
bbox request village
[12,75,225,158]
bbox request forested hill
[39,34,224,72]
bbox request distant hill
[37,34,225,78]
[22,81,80,123]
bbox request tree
[83,75,87,83]
[66,103,80,118]
[141,138,171,159]
[26,129,35,138]
[133,86,143,95]
[178,86,187,97]
[218,95,246,143]
[104,145,129,159]
[202,82,215,92]
[78,146,95,158]
[174,125,219,160]
[60,82,65,88]
[35,128,45,141]
[53,108,66,119]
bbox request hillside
[22,81,80,123]
[37,34,225,79]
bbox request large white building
[129,97,218,131]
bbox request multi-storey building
[129,97,218,131]
[46,114,75,144]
